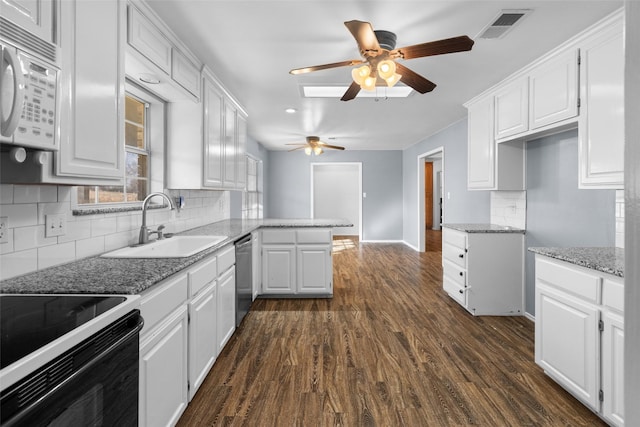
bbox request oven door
[1,310,143,427]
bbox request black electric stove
[0,295,126,369]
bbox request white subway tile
[0,184,14,204]
[58,186,72,203]
[0,204,38,228]
[0,249,37,280]
[116,214,136,232]
[91,216,118,237]
[0,228,14,254]
[14,225,57,251]
[58,219,92,243]
[38,242,76,270]
[104,230,136,252]
[76,236,106,259]
[37,202,70,224]
[14,185,42,203]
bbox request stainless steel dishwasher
[235,234,253,327]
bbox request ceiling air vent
[478,10,530,39]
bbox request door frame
[310,162,363,240]
[417,147,445,252]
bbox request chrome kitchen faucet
[138,192,176,244]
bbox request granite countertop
[0,218,352,295]
[528,247,624,278]
[442,223,526,234]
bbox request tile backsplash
[0,185,229,280]
[615,189,624,248]
[490,191,527,229]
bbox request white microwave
[1,43,58,150]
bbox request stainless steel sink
[101,235,228,258]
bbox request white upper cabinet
[172,48,201,98]
[203,74,224,188]
[529,49,579,130]
[1,0,56,45]
[494,77,529,140]
[56,0,124,181]
[578,15,624,189]
[128,5,171,73]
[467,96,495,190]
[223,101,237,188]
[236,113,248,191]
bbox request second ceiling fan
[286,136,345,156]
[290,20,474,101]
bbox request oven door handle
[4,314,144,427]
[1,46,25,137]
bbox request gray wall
[402,119,490,248]
[525,128,615,314]
[266,149,403,241]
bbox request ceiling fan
[285,136,346,156]
[290,20,474,101]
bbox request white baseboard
[524,311,535,322]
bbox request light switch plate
[45,213,66,237]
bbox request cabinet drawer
[535,256,601,303]
[141,273,188,335]
[297,228,331,244]
[443,243,467,269]
[443,276,466,306]
[188,256,217,297]
[443,228,466,249]
[443,260,466,287]
[602,277,624,313]
[217,244,235,274]
[262,229,296,244]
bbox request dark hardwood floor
[177,236,606,426]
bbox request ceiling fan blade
[289,59,364,75]
[395,63,437,94]
[288,146,306,152]
[319,144,345,150]
[393,35,474,60]
[344,20,381,56]
[340,81,361,101]
[284,143,306,146]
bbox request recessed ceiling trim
[302,85,413,98]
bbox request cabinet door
[251,231,261,300]
[494,77,529,140]
[172,48,201,99]
[262,245,295,294]
[217,267,236,353]
[203,78,223,187]
[466,97,495,190]
[57,0,124,180]
[297,245,332,294]
[1,0,55,45]
[529,49,579,129]
[223,101,236,188]
[578,22,624,188]
[236,113,247,190]
[139,306,189,427]
[127,5,171,74]
[535,283,599,410]
[188,282,217,401]
[602,310,624,426]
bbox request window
[76,83,164,207]
[242,155,263,219]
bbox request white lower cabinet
[260,228,333,297]
[139,244,237,426]
[442,227,524,315]
[188,282,217,401]
[534,254,624,426]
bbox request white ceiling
[146,0,622,151]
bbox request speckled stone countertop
[442,223,526,234]
[528,247,624,278]
[0,218,352,295]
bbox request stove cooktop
[0,295,126,369]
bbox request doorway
[311,163,362,238]
[417,147,444,252]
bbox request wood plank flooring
[177,236,606,426]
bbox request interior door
[424,162,433,229]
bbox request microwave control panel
[15,52,58,149]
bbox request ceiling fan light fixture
[385,72,402,87]
[362,74,377,91]
[377,59,396,79]
[313,146,323,155]
[304,147,312,156]
[351,65,371,85]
